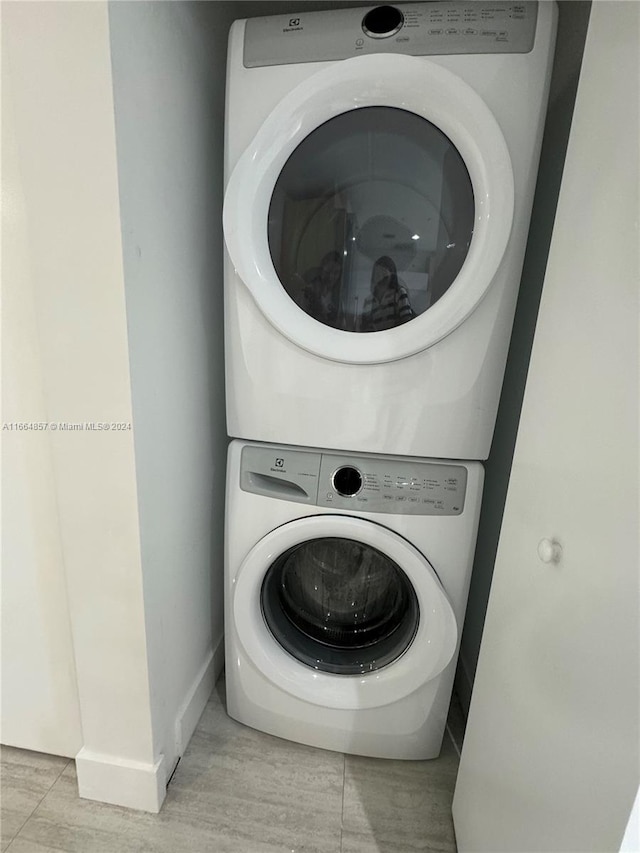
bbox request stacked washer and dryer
[222,2,557,759]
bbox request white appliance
[223,1,557,460]
[225,439,483,759]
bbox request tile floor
[1,678,466,853]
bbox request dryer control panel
[244,1,538,68]
[240,444,468,516]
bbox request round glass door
[268,107,474,333]
[223,53,514,363]
[261,536,419,674]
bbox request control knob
[332,466,363,497]
[362,5,404,39]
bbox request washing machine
[225,439,483,759]
[223,1,557,460]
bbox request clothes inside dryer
[261,536,419,675]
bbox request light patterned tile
[20,757,339,853]
[340,828,458,853]
[163,743,343,852]
[165,682,344,853]
[16,766,252,853]
[341,735,458,852]
[3,838,64,853]
[341,827,454,853]
[0,747,70,848]
[16,685,342,853]
[4,680,458,853]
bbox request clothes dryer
[223,2,557,459]
[225,439,483,759]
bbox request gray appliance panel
[243,2,538,68]
[318,454,467,515]
[240,445,467,516]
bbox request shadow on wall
[456,0,593,715]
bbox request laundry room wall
[107,0,239,788]
[456,0,592,712]
[1,0,163,812]
[453,3,639,845]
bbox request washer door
[232,515,458,710]
[223,53,514,365]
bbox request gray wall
[109,1,235,774]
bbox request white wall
[453,1,639,849]
[1,61,83,758]
[3,0,258,812]
[107,0,236,778]
[1,1,162,812]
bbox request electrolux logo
[283,17,303,33]
[270,457,286,473]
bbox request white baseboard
[75,748,166,813]
[174,635,224,756]
[74,638,224,812]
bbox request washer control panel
[319,454,467,515]
[244,1,538,68]
[240,444,467,516]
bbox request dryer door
[232,515,458,710]
[223,53,514,364]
